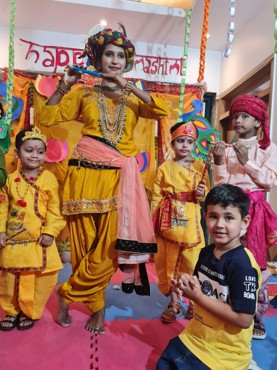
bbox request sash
[75,136,157,253]
[153,191,198,234]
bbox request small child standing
[0,127,66,331]
[213,94,277,340]
[157,184,261,370]
[152,121,210,323]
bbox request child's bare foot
[85,307,105,334]
[56,289,72,328]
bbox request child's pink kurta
[214,136,277,269]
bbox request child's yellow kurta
[152,160,210,295]
[0,169,65,272]
[0,169,66,319]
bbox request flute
[201,147,213,181]
[6,228,26,241]
[72,66,102,77]
[208,140,256,149]
[208,140,233,147]
[63,66,102,84]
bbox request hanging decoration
[24,82,35,129]
[0,0,16,153]
[274,0,277,54]
[181,99,202,120]
[35,75,61,98]
[45,139,69,163]
[0,122,8,140]
[4,0,16,131]
[224,0,236,58]
[182,109,220,161]
[177,8,192,121]
[197,0,210,83]
[175,2,219,162]
[0,82,24,121]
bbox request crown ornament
[22,127,47,146]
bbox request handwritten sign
[20,39,183,76]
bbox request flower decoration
[181,112,221,161]
[14,177,20,182]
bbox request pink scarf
[75,136,156,247]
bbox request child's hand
[38,234,54,247]
[177,273,201,300]
[233,142,249,165]
[196,180,206,197]
[213,141,225,165]
[171,278,183,297]
[0,232,7,248]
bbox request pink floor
[0,264,276,370]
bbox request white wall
[0,26,222,93]
[219,0,275,93]
[268,55,277,212]
[218,1,277,212]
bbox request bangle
[56,81,70,96]
[57,86,70,96]
[124,81,133,95]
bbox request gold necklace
[94,82,121,92]
[97,91,129,146]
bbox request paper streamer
[197,0,210,82]
[4,0,16,131]
[274,0,277,54]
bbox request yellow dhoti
[60,210,118,313]
[154,237,203,296]
[0,271,58,319]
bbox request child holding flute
[152,121,210,323]
[213,94,277,340]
